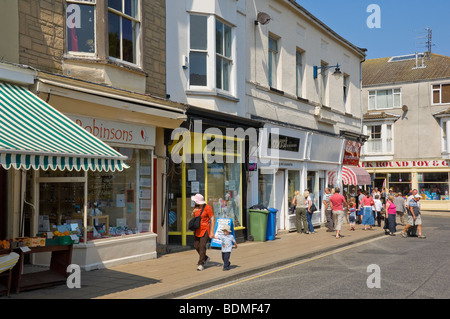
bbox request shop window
[207,162,242,228]
[37,147,152,241]
[66,0,96,54]
[388,173,412,196]
[418,172,449,200]
[108,0,141,65]
[258,171,274,208]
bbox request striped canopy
[0,82,128,172]
[328,166,371,186]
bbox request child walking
[212,224,237,271]
[348,197,356,231]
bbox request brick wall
[143,0,167,97]
[18,0,64,73]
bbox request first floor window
[216,20,232,91]
[367,125,382,153]
[364,123,394,154]
[268,36,279,88]
[189,14,208,87]
[66,0,96,54]
[108,0,140,65]
[296,50,304,97]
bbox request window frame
[268,34,279,89]
[363,123,395,155]
[107,0,142,67]
[432,83,450,105]
[368,88,402,110]
[187,14,236,96]
[65,0,97,56]
[295,49,304,98]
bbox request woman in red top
[360,191,375,230]
[191,194,215,271]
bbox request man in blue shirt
[401,194,426,239]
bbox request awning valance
[328,166,371,186]
[0,82,128,171]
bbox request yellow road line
[184,236,387,299]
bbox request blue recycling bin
[266,208,278,240]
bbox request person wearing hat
[401,193,426,239]
[191,194,215,271]
[211,224,237,271]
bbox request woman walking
[361,191,375,230]
[191,194,215,271]
[386,195,397,236]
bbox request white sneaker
[197,265,204,271]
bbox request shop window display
[38,147,152,241]
[388,173,412,196]
[418,172,449,200]
[207,162,242,228]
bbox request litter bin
[266,208,278,241]
[249,209,269,242]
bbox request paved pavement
[4,212,446,299]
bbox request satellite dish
[402,105,408,112]
[255,12,271,25]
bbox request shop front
[166,108,263,246]
[360,160,450,211]
[0,81,139,273]
[253,124,345,232]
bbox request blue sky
[297,0,450,59]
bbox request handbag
[188,205,206,231]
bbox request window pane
[216,58,223,89]
[122,18,136,63]
[224,24,232,58]
[190,52,207,86]
[216,21,223,55]
[269,37,277,51]
[108,12,121,59]
[66,4,95,53]
[108,0,122,11]
[422,172,448,183]
[223,59,230,91]
[369,95,375,109]
[296,52,302,97]
[433,89,440,104]
[190,15,207,50]
[124,0,138,18]
[442,84,450,104]
[394,92,401,107]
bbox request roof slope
[363,53,450,86]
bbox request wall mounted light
[313,64,342,79]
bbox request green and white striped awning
[0,82,128,171]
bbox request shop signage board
[360,160,450,168]
[342,140,361,166]
[68,115,156,147]
[211,218,235,248]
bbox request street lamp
[313,64,342,79]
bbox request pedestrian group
[190,187,425,271]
